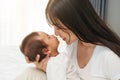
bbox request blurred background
[0,0,120,46]
[0,0,51,46]
[0,0,51,80]
[0,0,120,80]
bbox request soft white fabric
[65,40,120,80]
[46,52,68,80]
[11,40,120,80]
[0,46,34,80]
[46,40,80,80]
[15,67,47,80]
[90,46,120,80]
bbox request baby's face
[37,32,59,56]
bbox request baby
[20,31,80,80]
[20,31,59,62]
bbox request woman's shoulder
[91,46,120,79]
[93,45,120,63]
[94,45,115,56]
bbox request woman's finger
[33,54,40,66]
[34,57,50,72]
[36,54,40,62]
[41,57,50,64]
[40,57,50,71]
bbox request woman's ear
[42,48,51,56]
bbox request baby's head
[20,31,59,62]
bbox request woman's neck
[77,41,96,68]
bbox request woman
[16,0,120,80]
[35,0,120,80]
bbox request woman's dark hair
[20,32,47,62]
[46,0,120,57]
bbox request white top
[46,40,120,80]
[69,40,120,80]
[46,50,80,80]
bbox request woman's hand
[34,55,50,72]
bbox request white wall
[106,0,120,36]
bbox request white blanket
[0,46,34,80]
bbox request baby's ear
[42,48,51,56]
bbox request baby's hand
[34,55,50,72]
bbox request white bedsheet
[0,46,34,80]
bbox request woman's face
[53,25,77,44]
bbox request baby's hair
[20,32,47,62]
